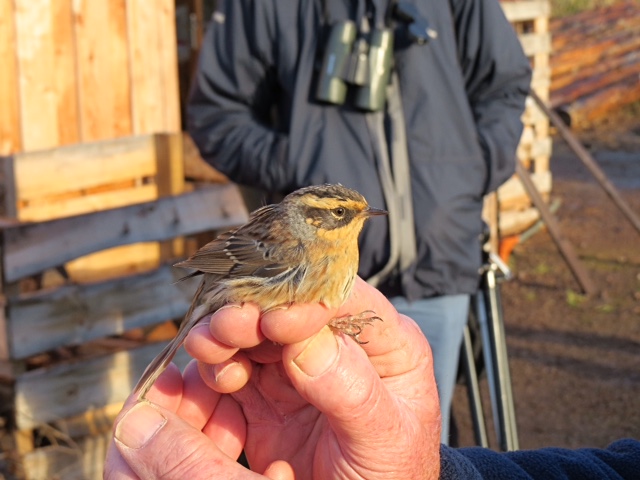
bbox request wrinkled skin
[105,278,441,480]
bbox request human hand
[106,277,441,479]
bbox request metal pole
[515,161,598,296]
[461,324,489,447]
[476,258,520,452]
[530,89,640,235]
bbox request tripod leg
[461,324,489,447]
[483,269,520,451]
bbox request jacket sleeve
[440,439,640,479]
[449,0,532,193]
[187,0,292,193]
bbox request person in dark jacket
[105,280,640,479]
[187,0,532,443]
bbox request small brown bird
[134,184,387,399]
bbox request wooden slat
[0,0,21,155]
[498,170,551,210]
[18,184,159,222]
[156,0,182,132]
[52,402,123,439]
[13,0,60,150]
[501,0,550,23]
[0,156,18,218]
[52,0,80,146]
[155,133,186,259]
[23,430,110,480]
[518,32,551,57]
[63,242,161,283]
[15,341,192,430]
[127,0,180,134]
[2,184,248,282]
[74,0,132,141]
[499,207,540,237]
[7,264,199,359]
[12,134,158,205]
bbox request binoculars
[315,21,393,112]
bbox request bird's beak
[364,206,388,217]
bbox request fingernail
[115,402,166,449]
[216,303,243,312]
[293,327,339,377]
[213,357,242,382]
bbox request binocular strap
[366,71,418,287]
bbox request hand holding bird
[134,184,387,399]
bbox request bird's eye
[331,207,346,219]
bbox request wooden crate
[0,0,180,156]
[0,133,187,283]
[496,0,553,238]
[0,182,248,479]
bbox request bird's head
[283,184,387,242]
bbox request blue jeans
[389,294,469,445]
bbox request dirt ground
[452,111,640,451]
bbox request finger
[144,362,184,408]
[113,402,264,480]
[336,278,431,376]
[198,352,253,393]
[283,327,440,460]
[176,360,223,429]
[185,321,240,365]
[105,364,185,479]
[263,460,295,480]
[202,394,247,460]
[260,302,336,344]
[209,303,265,348]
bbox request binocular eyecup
[315,21,394,112]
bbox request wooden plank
[74,0,132,141]
[18,184,158,222]
[0,0,22,155]
[0,156,17,218]
[14,0,60,150]
[23,431,111,480]
[7,264,199,359]
[518,32,551,58]
[155,133,186,259]
[156,0,181,132]
[499,207,539,237]
[12,135,158,205]
[498,171,551,202]
[127,0,180,134]
[498,170,551,211]
[12,0,78,150]
[52,402,123,439]
[15,341,192,430]
[64,242,161,283]
[52,0,80,146]
[3,184,248,282]
[501,0,550,23]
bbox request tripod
[460,249,519,451]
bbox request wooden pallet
[0,134,247,478]
[0,0,180,156]
[495,0,553,240]
[0,133,187,283]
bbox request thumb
[283,327,415,449]
[110,402,263,480]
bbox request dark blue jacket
[188,0,531,298]
[441,439,640,479]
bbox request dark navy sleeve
[440,439,640,479]
[187,0,292,193]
